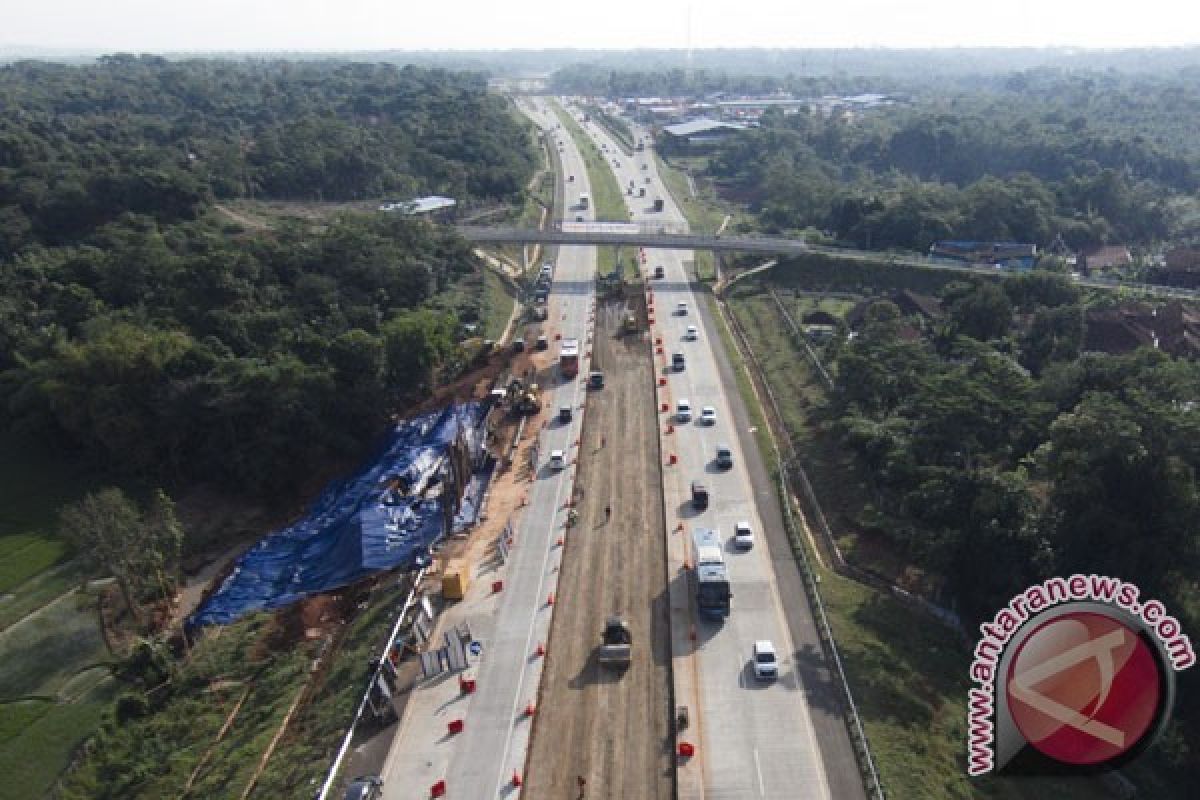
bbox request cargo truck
[559,338,580,378]
[692,528,732,618]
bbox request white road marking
[753,746,766,797]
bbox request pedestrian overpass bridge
[455,224,814,256]
[456,223,1200,301]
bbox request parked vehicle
[676,302,688,315]
[653,265,665,279]
[700,406,717,425]
[588,370,605,389]
[676,398,692,422]
[672,352,686,371]
[559,405,573,423]
[691,480,709,510]
[684,325,698,340]
[549,450,567,470]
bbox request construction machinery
[598,616,632,668]
[506,378,541,415]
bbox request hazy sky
[3,0,1199,52]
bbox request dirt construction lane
[524,297,673,800]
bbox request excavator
[505,378,541,415]
[598,616,632,668]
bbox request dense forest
[0,57,537,494]
[0,55,536,256]
[696,70,1200,252]
[813,271,1200,773]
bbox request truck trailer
[559,338,580,378]
[691,528,732,618]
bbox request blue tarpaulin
[190,403,485,628]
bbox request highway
[378,97,597,799]
[563,101,858,799]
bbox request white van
[676,399,692,422]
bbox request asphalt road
[568,103,866,800]
[377,98,600,800]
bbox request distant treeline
[691,69,1200,252]
[0,57,537,495]
[0,55,536,257]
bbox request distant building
[1083,301,1200,358]
[659,118,749,152]
[1150,247,1200,288]
[930,241,1038,270]
[1078,244,1132,274]
[379,196,457,220]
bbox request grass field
[0,680,119,800]
[551,100,625,222]
[652,154,732,281]
[482,268,517,341]
[0,434,117,795]
[0,588,110,701]
[0,432,94,593]
[56,612,312,800]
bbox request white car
[676,302,688,316]
[684,325,698,341]
[753,640,778,680]
[734,521,754,550]
[549,450,566,470]
[676,399,692,422]
[700,406,717,425]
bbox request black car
[344,776,383,800]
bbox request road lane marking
[753,747,766,796]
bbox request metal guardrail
[315,567,428,800]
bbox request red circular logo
[1006,612,1162,765]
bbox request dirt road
[524,295,673,800]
